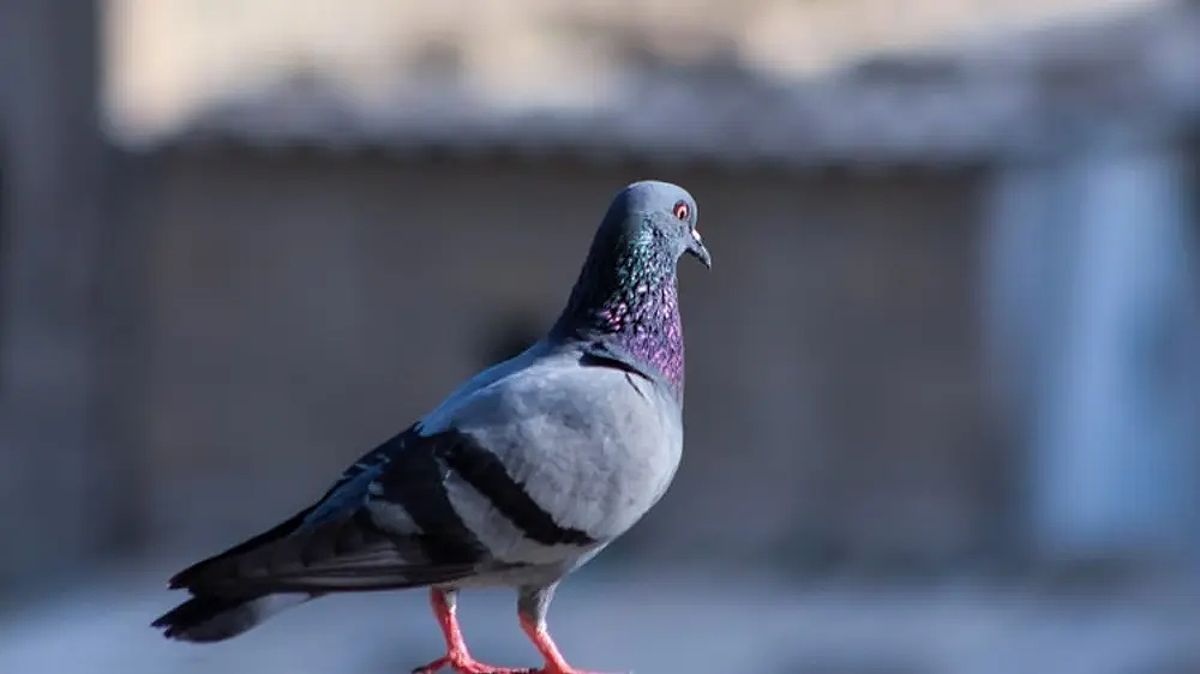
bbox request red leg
[519,615,614,674]
[412,589,530,674]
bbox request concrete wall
[134,148,999,571]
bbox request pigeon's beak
[686,230,712,269]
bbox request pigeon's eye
[672,201,690,221]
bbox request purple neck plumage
[552,235,685,396]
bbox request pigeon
[153,180,711,674]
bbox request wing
[168,427,518,596]
[167,345,562,596]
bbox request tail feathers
[168,509,477,597]
[156,498,490,642]
[153,593,312,642]
[169,507,315,589]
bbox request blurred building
[101,0,1163,145]
[0,0,1198,587]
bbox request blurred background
[1,1,1199,672]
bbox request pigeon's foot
[519,617,620,674]
[411,654,530,674]
[530,662,619,666]
[417,589,532,674]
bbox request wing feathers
[164,421,596,600]
[178,508,477,595]
[432,430,597,546]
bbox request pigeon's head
[554,180,706,368]
[598,180,711,271]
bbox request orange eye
[673,201,690,221]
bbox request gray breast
[445,352,683,552]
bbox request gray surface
[2,562,1197,674]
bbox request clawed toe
[411,655,448,674]
[412,654,532,674]
[521,664,622,674]
[412,652,620,674]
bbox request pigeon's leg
[413,588,529,674]
[518,585,615,674]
